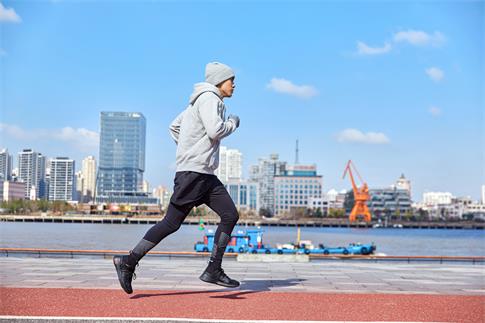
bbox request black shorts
[169,171,223,207]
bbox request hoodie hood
[189,82,221,105]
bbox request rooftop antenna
[295,139,299,165]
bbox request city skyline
[0,142,483,203]
[1,1,483,200]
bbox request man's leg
[199,179,240,287]
[113,202,192,294]
[131,202,193,262]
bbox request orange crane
[342,160,372,222]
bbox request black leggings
[143,173,239,255]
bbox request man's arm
[169,111,184,144]
[198,96,238,141]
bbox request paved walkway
[0,256,484,322]
[1,256,484,294]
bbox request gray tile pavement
[0,256,484,295]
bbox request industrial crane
[342,160,372,222]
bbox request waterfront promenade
[2,214,484,229]
[1,255,484,322]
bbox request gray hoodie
[169,82,237,174]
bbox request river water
[1,222,484,256]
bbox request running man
[114,62,241,294]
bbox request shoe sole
[113,257,133,294]
[199,274,240,288]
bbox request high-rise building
[17,149,47,200]
[0,149,13,181]
[249,154,287,215]
[215,146,243,183]
[37,155,47,198]
[274,164,323,216]
[81,156,96,202]
[48,157,75,201]
[97,112,146,197]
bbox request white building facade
[249,154,287,215]
[423,192,453,206]
[18,149,47,200]
[481,185,485,205]
[215,146,243,183]
[274,164,323,216]
[325,189,347,209]
[48,157,75,201]
[81,156,96,202]
[394,174,411,197]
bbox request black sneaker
[199,268,240,288]
[113,255,137,294]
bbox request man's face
[218,77,235,98]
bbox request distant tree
[305,208,312,217]
[418,208,428,221]
[403,209,413,222]
[37,199,50,212]
[314,207,323,218]
[328,208,345,218]
[259,208,272,218]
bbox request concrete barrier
[237,253,309,263]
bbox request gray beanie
[205,62,235,86]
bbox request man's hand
[227,114,240,128]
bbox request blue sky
[0,1,483,201]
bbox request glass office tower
[97,112,146,197]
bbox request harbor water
[1,222,484,256]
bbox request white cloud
[429,106,442,117]
[336,128,390,144]
[0,123,29,139]
[0,123,98,152]
[356,41,392,55]
[425,67,444,82]
[0,3,21,23]
[266,78,318,99]
[393,30,445,47]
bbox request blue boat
[194,228,376,255]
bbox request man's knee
[163,216,183,233]
[223,208,239,226]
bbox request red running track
[1,287,483,322]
